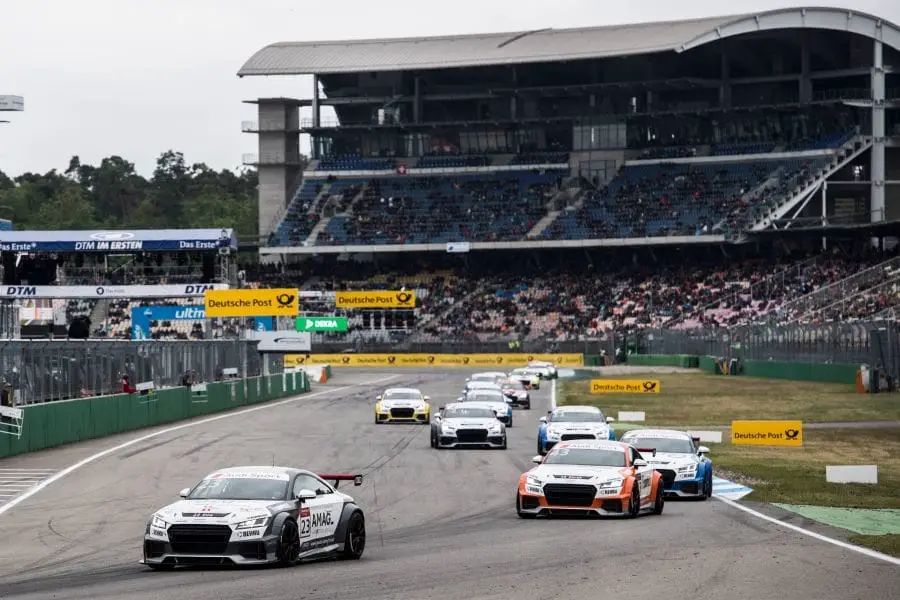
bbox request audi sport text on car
[527,361,558,379]
[143,466,366,569]
[430,402,507,449]
[457,389,514,426]
[516,440,664,518]
[375,388,431,424]
[537,406,615,455]
[619,429,713,499]
[509,368,540,390]
[500,378,531,409]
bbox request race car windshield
[550,412,605,422]
[466,393,504,403]
[627,437,695,454]
[383,391,421,401]
[544,448,626,467]
[443,407,497,419]
[188,477,288,501]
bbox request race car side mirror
[375,395,382,402]
[606,417,615,423]
[179,488,190,498]
[539,416,548,423]
[295,489,317,501]
[424,395,431,401]
[532,455,543,464]
[633,459,648,468]
[698,446,710,455]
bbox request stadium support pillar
[413,76,421,123]
[312,76,321,129]
[799,42,812,104]
[871,38,886,227]
[719,54,731,109]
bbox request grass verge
[559,373,900,425]
[847,534,900,558]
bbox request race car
[456,389,514,426]
[374,387,431,424]
[430,402,507,449]
[508,368,540,390]
[143,466,366,569]
[499,378,531,409]
[465,371,507,385]
[461,379,504,396]
[618,429,713,499]
[527,361,558,379]
[537,405,615,455]
[516,440,664,518]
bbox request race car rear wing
[318,473,364,489]
[636,447,657,457]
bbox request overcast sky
[0,0,896,177]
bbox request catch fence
[0,339,268,405]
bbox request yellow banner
[590,379,660,394]
[204,288,299,318]
[284,353,584,368]
[731,420,803,446]
[335,291,416,309]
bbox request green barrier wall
[627,352,857,385]
[0,372,310,460]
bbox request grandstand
[232,6,900,352]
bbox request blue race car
[536,405,616,455]
[619,429,713,499]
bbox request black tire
[652,483,665,515]
[627,484,641,518]
[430,430,435,448]
[700,471,712,501]
[516,493,536,519]
[147,563,175,571]
[500,435,508,450]
[276,519,302,567]
[341,511,366,560]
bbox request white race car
[527,361,558,379]
[456,389,514,426]
[143,466,366,569]
[374,387,431,424]
[618,429,713,499]
[509,368,540,390]
[466,371,507,385]
[462,380,504,395]
[538,405,615,455]
[430,402,507,449]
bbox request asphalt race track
[0,369,896,600]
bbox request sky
[0,0,897,178]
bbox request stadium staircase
[527,211,561,239]
[748,134,873,232]
[761,255,900,324]
[90,299,109,332]
[304,218,332,246]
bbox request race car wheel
[700,472,712,500]
[341,511,366,560]
[276,519,302,566]
[516,493,536,519]
[430,431,436,448]
[627,485,641,518]
[652,484,665,515]
[500,436,508,450]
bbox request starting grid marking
[712,475,753,500]
[0,468,57,504]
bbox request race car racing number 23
[299,507,312,538]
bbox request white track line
[0,374,400,518]
[714,495,900,566]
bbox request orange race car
[515,439,665,518]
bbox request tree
[0,151,270,238]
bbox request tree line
[0,150,267,238]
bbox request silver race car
[143,466,366,570]
[430,402,507,449]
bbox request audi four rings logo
[90,232,135,241]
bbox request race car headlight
[525,475,544,494]
[546,430,560,440]
[235,515,270,530]
[415,405,428,413]
[151,515,168,529]
[599,478,624,489]
[678,465,698,477]
[441,424,456,433]
[488,423,502,433]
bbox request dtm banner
[284,353,584,368]
[0,284,228,299]
[0,228,238,253]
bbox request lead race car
[618,429,713,499]
[143,466,366,570]
[430,402,508,449]
[516,440,664,518]
[374,387,431,424]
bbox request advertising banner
[731,420,803,447]
[0,284,228,299]
[248,331,312,352]
[204,288,299,318]
[334,290,416,309]
[589,380,661,394]
[283,353,584,368]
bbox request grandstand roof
[238,7,900,76]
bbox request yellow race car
[375,387,431,424]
